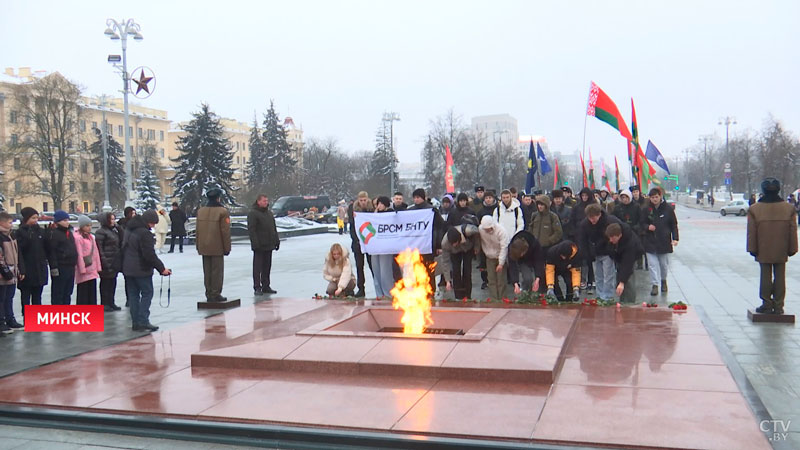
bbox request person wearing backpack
[493,189,525,244]
[95,212,123,311]
[441,223,481,300]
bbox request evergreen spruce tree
[369,122,397,185]
[246,114,267,187]
[89,127,126,208]
[170,104,238,212]
[261,100,296,197]
[135,159,161,211]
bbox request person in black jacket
[95,212,123,311]
[15,208,52,317]
[571,187,598,290]
[49,210,78,305]
[578,203,622,300]
[445,193,473,229]
[248,194,279,296]
[507,231,545,295]
[349,191,373,297]
[407,188,447,297]
[168,203,188,253]
[642,188,679,296]
[121,210,171,332]
[545,240,582,302]
[605,223,643,303]
[117,206,136,230]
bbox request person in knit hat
[74,215,101,305]
[16,208,50,318]
[49,210,77,305]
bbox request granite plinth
[197,298,241,310]
[747,309,795,323]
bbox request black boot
[755,300,774,314]
[650,285,659,296]
[354,289,365,298]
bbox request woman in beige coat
[154,205,171,254]
[323,243,356,296]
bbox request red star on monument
[132,69,153,95]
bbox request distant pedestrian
[0,212,24,333]
[196,188,232,302]
[247,194,279,296]
[478,215,508,300]
[117,206,136,230]
[95,212,123,311]
[747,178,797,315]
[643,188,679,296]
[748,194,756,206]
[74,215,101,305]
[336,200,348,235]
[49,210,78,305]
[15,208,50,318]
[323,243,356,297]
[121,209,171,331]
[168,203,188,253]
[154,205,171,254]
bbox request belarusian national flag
[444,145,455,193]
[588,150,596,189]
[587,82,632,140]
[601,162,611,192]
[553,159,562,190]
[580,153,588,188]
[614,155,620,192]
[631,99,656,190]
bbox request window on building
[68,159,75,172]
[128,126,133,136]
[9,111,17,124]
[41,160,47,171]
[236,142,240,150]
[138,128,143,138]
[148,129,155,140]
[159,130,164,141]
[81,140,87,150]
[93,161,101,173]
[69,201,76,213]
[81,160,88,174]
[160,148,164,158]
[118,125,123,136]
[243,143,246,151]
[42,202,48,212]
[79,119,86,131]
[69,181,75,193]
[13,158,20,170]
[92,121,98,130]
[67,139,73,148]
[41,180,48,192]
[236,156,240,164]
[138,146,143,156]
[107,122,112,134]
[83,201,89,213]
[14,181,21,194]
[10,134,18,146]
[81,182,88,193]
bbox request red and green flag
[601,161,612,192]
[444,145,455,193]
[631,99,656,190]
[588,150,596,189]
[553,159,563,190]
[614,155,620,192]
[587,82,632,141]
[580,153,588,188]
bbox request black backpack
[460,213,479,227]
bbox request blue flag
[645,140,670,174]
[537,143,552,174]
[525,140,537,194]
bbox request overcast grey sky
[2,0,798,169]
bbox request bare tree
[9,73,83,210]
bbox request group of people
[326,183,680,304]
[0,206,172,335]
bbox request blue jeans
[51,266,75,305]
[371,254,395,298]
[126,276,154,325]
[592,255,616,300]
[0,284,16,322]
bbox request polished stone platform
[0,299,771,449]
[192,307,577,383]
[748,309,796,323]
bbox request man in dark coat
[15,208,52,317]
[747,178,798,314]
[642,188,679,296]
[48,210,78,305]
[571,187,599,290]
[578,203,622,300]
[507,230,545,295]
[349,191,373,297]
[121,210,170,331]
[168,203,188,253]
[605,222,643,303]
[95,212,123,311]
[545,240,582,302]
[392,192,408,211]
[195,188,232,302]
[470,186,486,214]
[407,188,447,297]
[248,194,279,296]
[117,206,136,230]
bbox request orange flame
[390,249,434,334]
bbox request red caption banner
[25,305,105,332]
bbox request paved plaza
[0,204,797,449]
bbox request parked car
[720,200,749,216]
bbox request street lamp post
[719,116,736,198]
[96,95,112,212]
[698,135,713,198]
[104,18,143,207]
[382,112,400,195]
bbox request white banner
[353,209,434,255]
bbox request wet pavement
[0,204,797,448]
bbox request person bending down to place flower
[323,243,356,297]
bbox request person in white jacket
[492,189,525,243]
[479,215,508,300]
[323,243,356,296]
[154,205,171,254]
